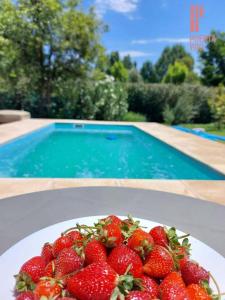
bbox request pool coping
[0,118,225,205]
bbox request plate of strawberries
[0,215,224,300]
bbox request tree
[155,45,194,81]
[110,61,128,82]
[0,0,104,113]
[163,61,189,84]
[128,68,142,83]
[200,31,225,86]
[209,84,225,128]
[109,51,120,66]
[140,61,158,83]
[123,55,133,70]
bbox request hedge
[126,83,214,124]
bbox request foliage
[0,0,105,113]
[94,75,128,120]
[155,45,194,81]
[163,61,189,84]
[109,61,128,82]
[122,112,146,122]
[162,105,175,125]
[200,31,225,86]
[126,83,213,123]
[109,51,120,66]
[123,55,134,70]
[209,84,225,128]
[128,68,143,83]
[140,61,158,83]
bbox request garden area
[0,0,225,137]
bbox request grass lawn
[181,123,225,137]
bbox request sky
[83,0,225,70]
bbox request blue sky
[84,0,225,69]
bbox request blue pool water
[0,123,224,179]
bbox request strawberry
[99,223,123,248]
[84,239,107,265]
[107,245,143,278]
[65,230,83,246]
[101,215,122,226]
[44,259,56,277]
[149,226,168,247]
[127,229,154,259]
[181,261,209,285]
[143,246,174,278]
[173,245,189,269]
[125,291,152,299]
[16,291,35,300]
[67,262,118,300]
[34,278,62,298]
[55,247,83,278]
[52,236,74,257]
[140,275,159,298]
[160,272,189,300]
[41,242,54,266]
[186,284,211,300]
[16,256,46,292]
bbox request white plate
[0,216,224,299]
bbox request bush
[122,112,146,122]
[0,75,128,121]
[162,105,175,125]
[126,83,214,123]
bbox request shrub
[126,83,213,123]
[162,105,175,125]
[94,75,128,120]
[209,84,225,128]
[122,111,146,122]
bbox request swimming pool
[0,123,224,179]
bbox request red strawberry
[55,247,83,278]
[181,261,209,285]
[16,256,46,291]
[67,262,118,300]
[149,226,168,247]
[127,229,154,259]
[160,272,189,300]
[100,223,123,247]
[125,291,152,299]
[140,275,159,298]
[186,284,211,300]
[34,278,62,298]
[44,259,56,277]
[66,230,83,246]
[101,215,122,226]
[52,236,74,257]
[41,242,54,265]
[143,246,174,278]
[107,245,143,278]
[174,245,189,269]
[16,291,35,300]
[84,239,107,265]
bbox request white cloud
[119,50,154,58]
[132,38,190,44]
[95,0,139,17]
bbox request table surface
[0,187,224,257]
